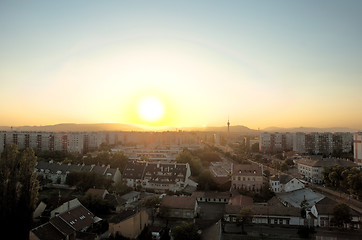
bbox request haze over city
[1,0,362,129]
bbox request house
[35,161,122,185]
[231,163,264,192]
[310,197,361,229]
[122,161,147,188]
[192,191,230,204]
[160,195,198,219]
[276,188,324,208]
[228,193,253,207]
[122,161,192,192]
[30,202,97,240]
[224,198,305,226]
[297,157,357,184]
[120,191,141,208]
[270,174,305,193]
[104,194,127,212]
[108,209,148,239]
[85,188,109,199]
[50,198,82,218]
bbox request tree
[175,151,202,176]
[197,169,218,191]
[331,203,351,228]
[80,194,113,215]
[0,145,39,240]
[171,221,200,240]
[66,171,113,192]
[236,207,253,234]
[143,196,161,224]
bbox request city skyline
[1,1,362,129]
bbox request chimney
[278,171,281,180]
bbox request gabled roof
[91,165,108,175]
[277,188,324,208]
[314,197,361,216]
[270,174,292,184]
[31,222,66,240]
[192,191,230,199]
[59,205,94,231]
[229,194,253,207]
[161,196,196,210]
[122,161,146,180]
[50,216,75,236]
[85,188,108,199]
[143,162,188,184]
[225,204,300,217]
[232,163,262,176]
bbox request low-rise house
[192,191,230,204]
[122,161,192,193]
[104,194,127,212]
[276,188,324,208]
[35,161,122,185]
[31,201,97,240]
[310,197,361,229]
[108,209,148,239]
[50,198,82,218]
[85,188,109,199]
[119,191,141,208]
[160,195,198,219]
[228,193,253,207]
[270,174,305,193]
[231,163,264,192]
[297,157,357,184]
[224,201,305,226]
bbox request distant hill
[181,125,258,134]
[0,123,145,132]
[262,126,361,133]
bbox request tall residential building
[293,132,306,153]
[259,132,292,153]
[354,133,362,166]
[293,132,352,155]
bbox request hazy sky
[1,0,361,129]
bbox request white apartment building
[354,132,362,166]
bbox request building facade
[231,163,264,192]
[354,132,362,166]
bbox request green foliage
[284,158,294,166]
[323,166,362,198]
[197,169,219,191]
[109,182,133,195]
[171,221,200,240]
[175,151,202,176]
[80,194,114,215]
[84,151,129,172]
[65,171,113,192]
[331,203,352,228]
[143,196,161,208]
[0,145,39,240]
[251,143,259,153]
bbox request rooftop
[161,195,196,210]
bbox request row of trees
[175,150,225,191]
[36,149,130,172]
[323,166,362,198]
[0,145,39,239]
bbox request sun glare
[137,96,165,122]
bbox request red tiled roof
[59,205,94,231]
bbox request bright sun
[137,96,165,122]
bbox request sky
[0,0,362,129]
